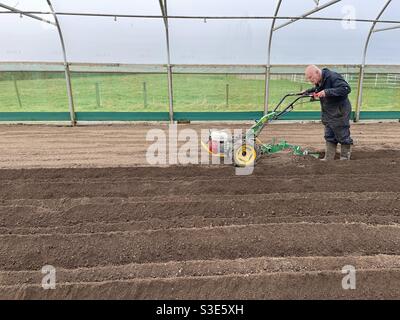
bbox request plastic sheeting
[0,0,399,65]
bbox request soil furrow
[0,153,399,180]
[1,254,400,286]
[2,269,400,299]
[1,174,399,200]
[1,223,400,271]
[0,196,399,232]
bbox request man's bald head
[305,65,322,86]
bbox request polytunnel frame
[0,0,77,125]
[0,1,399,124]
[264,0,341,114]
[355,0,393,122]
[158,0,174,123]
[46,0,76,125]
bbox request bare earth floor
[0,122,399,299]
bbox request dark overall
[306,68,353,145]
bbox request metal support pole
[64,65,76,124]
[95,82,101,108]
[355,65,364,121]
[143,82,148,108]
[373,24,400,33]
[264,0,282,114]
[264,66,271,114]
[0,3,55,25]
[159,0,174,123]
[12,75,22,108]
[167,65,174,121]
[1,10,400,25]
[46,0,76,125]
[273,0,341,31]
[226,84,229,107]
[355,0,392,122]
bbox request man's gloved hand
[313,90,326,98]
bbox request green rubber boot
[340,144,351,160]
[320,142,337,161]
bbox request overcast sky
[0,0,399,64]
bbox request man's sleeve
[304,86,317,94]
[324,76,351,97]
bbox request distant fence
[264,73,400,89]
[0,64,399,123]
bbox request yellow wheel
[234,144,257,167]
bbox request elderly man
[304,65,353,160]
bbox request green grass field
[0,73,398,112]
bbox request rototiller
[202,92,320,167]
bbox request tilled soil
[0,123,399,299]
[1,148,400,299]
[0,122,399,169]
